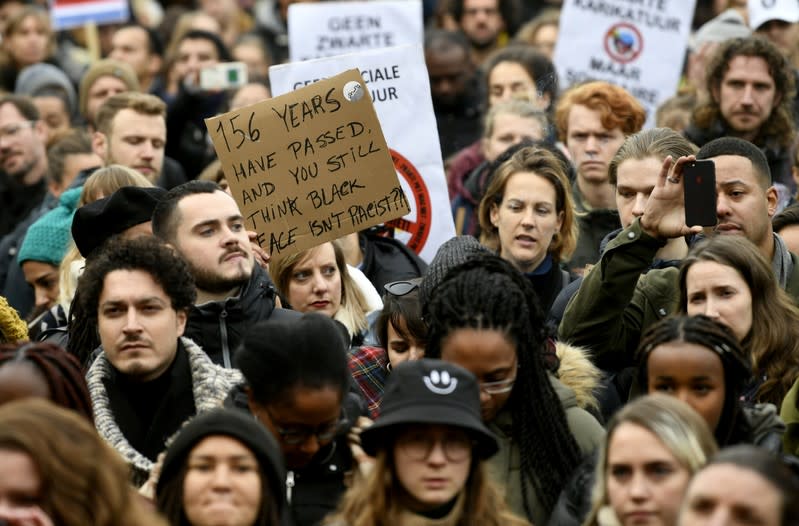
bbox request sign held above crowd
[270,45,456,263]
[553,0,696,125]
[205,69,410,259]
[288,0,423,61]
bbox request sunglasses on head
[383,280,420,297]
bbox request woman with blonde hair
[583,394,717,526]
[0,398,168,526]
[269,240,378,342]
[326,359,530,526]
[478,145,578,313]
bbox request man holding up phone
[559,136,798,371]
[166,30,231,180]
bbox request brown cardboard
[204,69,410,259]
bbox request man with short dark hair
[152,180,299,367]
[0,130,99,317]
[110,23,164,95]
[78,236,241,486]
[424,29,484,159]
[685,36,797,193]
[560,136,799,370]
[450,0,512,65]
[167,30,231,179]
[0,95,48,237]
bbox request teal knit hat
[18,187,83,267]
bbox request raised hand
[640,155,705,240]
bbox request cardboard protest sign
[553,0,696,124]
[270,45,456,263]
[288,0,423,62]
[205,69,410,259]
[50,0,129,30]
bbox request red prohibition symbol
[386,148,432,253]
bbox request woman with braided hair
[0,341,93,421]
[637,315,785,452]
[424,253,605,525]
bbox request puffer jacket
[185,264,301,367]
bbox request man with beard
[450,0,512,66]
[425,29,484,159]
[685,36,796,195]
[0,95,48,237]
[559,137,799,371]
[152,180,299,367]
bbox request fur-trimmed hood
[86,337,242,486]
[555,341,601,413]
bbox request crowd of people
[1,0,799,525]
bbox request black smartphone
[683,159,717,227]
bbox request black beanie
[72,186,166,258]
[156,408,286,512]
[419,235,491,308]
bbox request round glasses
[396,430,472,462]
[479,376,516,395]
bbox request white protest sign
[288,0,423,62]
[553,0,696,124]
[270,44,456,263]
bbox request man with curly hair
[685,36,797,194]
[74,235,241,487]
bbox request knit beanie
[688,9,751,51]
[419,235,491,308]
[78,60,140,119]
[15,63,77,117]
[71,186,166,259]
[156,408,286,513]
[18,187,82,267]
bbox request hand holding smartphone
[199,62,249,92]
[683,159,717,227]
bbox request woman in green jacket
[424,254,605,525]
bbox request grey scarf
[772,233,793,290]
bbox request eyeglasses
[263,407,348,446]
[397,431,472,462]
[478,361,518,395]
[383,279,420,297]
[0,121,35,141]
[479,377,516,395]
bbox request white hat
[748,0,799,30]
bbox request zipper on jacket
[219,309,231,368]
[286,470,295,504]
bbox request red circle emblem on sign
[603,22,643,64]
[386,148,431,253]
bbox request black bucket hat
[360,359,498,459]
